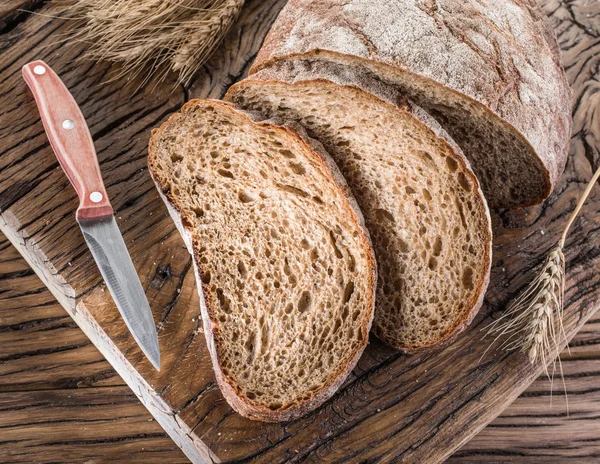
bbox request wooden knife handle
[22,60,113,222]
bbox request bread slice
[250,0,572,209]
[148,100,376,421]
[226,60,492,351]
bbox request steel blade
[79,216,160,370]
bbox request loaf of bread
[226,60,492,351]
[250,0,572,209]
[148,100,377,421]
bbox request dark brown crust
[148,99,377,422]
[226,69,492,353]
[249,0,572,208]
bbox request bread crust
[226,66,492,352]
[250,0,572,207]
[148,99,377,422]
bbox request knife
[22,60,161,371]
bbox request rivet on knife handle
[22,60,113,222]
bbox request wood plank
[0,1,599,463]
[455,369,600,463]
[0,235,120,392]
[0,229,184,463]
[451,315,600,463]
[2,226,598,464]
[1,361,597,464]
[0,0,44,33]
[0,386,186,464]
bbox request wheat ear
[486,164,600,373]
[61,0,244,87]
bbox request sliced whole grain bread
[148,100,377,421]
[226,60,492,351]
[250,0,572,209]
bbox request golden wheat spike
[63,0,244,87]
[486,163,600,372]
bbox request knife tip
[149,353,161,371]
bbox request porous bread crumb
[148,100,376,421]
[227,63,492,351]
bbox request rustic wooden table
[1,1,599,463]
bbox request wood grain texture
[0,387,187,464]
[0,234,121,392]
[452,356,600,463]
[0,1,598,463]
[0,0,45,33]
[1,231,599,463]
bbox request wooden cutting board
[0,1,598,463]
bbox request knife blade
[22,60,160,371]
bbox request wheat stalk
[486,164,600,375]
[61,0,244,87]
[486,245,565,375]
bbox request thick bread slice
[250,0,572,209]
[226,60,492,351]
[148,100,376,422]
